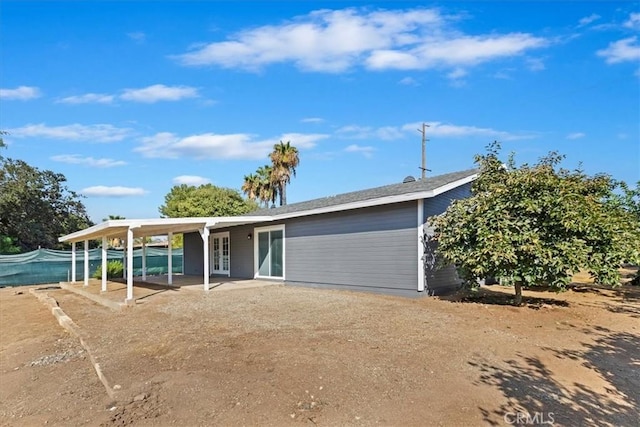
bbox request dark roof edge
[247,168,478,220]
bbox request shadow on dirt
[440,286,570,309]
[471,327,640,426]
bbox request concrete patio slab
[59,275,281,310]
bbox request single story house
[59,169,477,301]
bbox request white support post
[101,236,107,292]
[142,238,147,281]
[126,228,134,302]
[83,240,89,287]
[71,242,77,282]
[201,227,210,291]
[167,232,173,286]
[122,240,126,279]
[417,199,425,292]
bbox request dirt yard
[1,274,639,426]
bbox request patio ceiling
[59,216,273,243]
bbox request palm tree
[269,141,299,206]
[256,165,276,208]
[241,173,260,202]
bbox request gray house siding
[283,201,419,297]
[183,225,258,278]
[227,224,256,278]
[421,182,473,295]
[180,181,472,297]
[423,182,472,220]
[183,231,203,276]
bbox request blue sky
[1,1,639,223]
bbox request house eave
[269,174,477,221]
[58,216,273,243]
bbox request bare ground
[1,274,639,427]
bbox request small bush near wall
[93,260,124,279]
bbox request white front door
[210,232,230,276]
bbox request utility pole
[417,123,430,179]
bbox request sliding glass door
[255,226,284,278]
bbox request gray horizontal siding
[422,183,472,295]
[285,201,418,292]
[227,225,255,278]
[423,181,472,220]
[183,225,258,278]
[183,231,203,276]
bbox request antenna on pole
[417,123,431,179]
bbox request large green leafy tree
[159,184,257,218]
[0,156,93,252]
[430,142,640,305]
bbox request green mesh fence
[0,248,183,286]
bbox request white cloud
[578,14,600,27]
[398,76,419,86]
[135,132,328,159]
[493,70,513,80]
[174,8,547,74]
[51,154,127,167]
[344,144,375,158]
[336,125,405,140]
[57,93,115,104]
[0,86,41,100]
[127,31,146,43]
[367,33,547,70]
[120,84,199,103]
[336,121,531,141]
[402,121,534,141]
[172,175,211,186]
[597,37,640,64]
[80,186,147,197]
[447,68,467,80]
[9,123,133,142]
[624,12,640,30]
[301,117,325,123]
[566,132,586,140]
[526,57,545,71]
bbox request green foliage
[0,235,20,254]
[430,142,640,305]
[269,141,299,206]
[170,233,184,249]
[0,156,93,251]
[159,184,258,218]
[615,181,640,223]
[242,165,276,208]
[93,260,124,279]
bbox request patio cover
[58,216,272,302]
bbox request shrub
[93,260,124,279]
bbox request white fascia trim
[272,174,477,221]
[204,216,273,229]
[59,216,273,243]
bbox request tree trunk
[280,182,287,206]
[514,281,523,306]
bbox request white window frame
[253,224,285,280]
